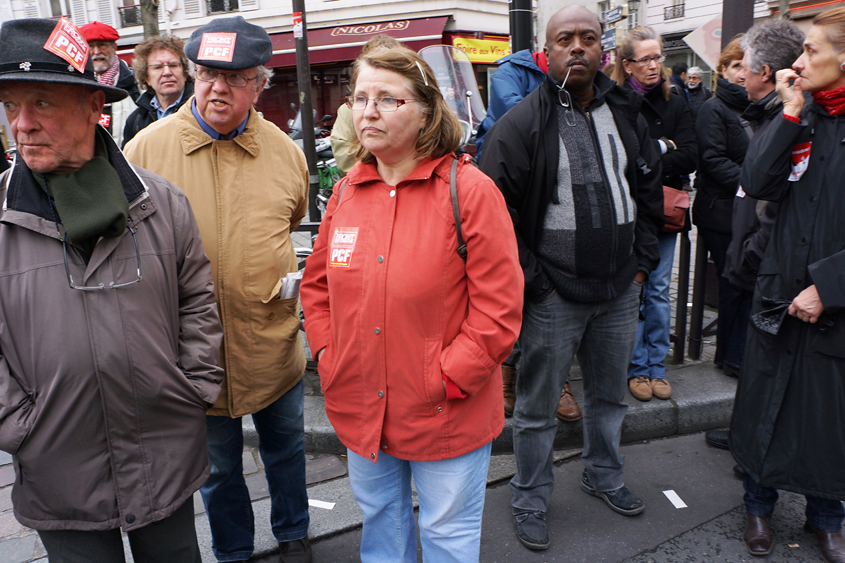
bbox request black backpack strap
[335,177,349,206]
[450,158,467,261]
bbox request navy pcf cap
[184,16,272,70]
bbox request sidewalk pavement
[0,353,737,563]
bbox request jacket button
[378,391,384,397]
[437,406,442,412]
[371,453,375,459]
[140,203,147,210]
[382,445,388,450]
[125,514,135,524]
[378,256,384,263]
[374,328,380,335]
[268,312,275,320]
[801,237,808,243]
[389,190,396,197]
[811,196,817,202]
[655,119,662,125]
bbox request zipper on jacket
[585,110,620,268]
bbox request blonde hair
[814,6,845,53]
[612,26,671,100]
[349,44,462,164]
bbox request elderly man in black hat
[124,16,312,563]
[0,17,224,563]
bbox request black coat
[122,82,194,148]
[730,101,845,500]
[116,59,141,104]
[633,81,698,189]
[724,90,782,292]
[687,85,711,122]
[692,78,751,234]
[479,72,664,302]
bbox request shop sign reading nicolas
[331,21,410,37]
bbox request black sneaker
[581,470,645,516]
[705,429,730,450]
[514,511,550,550]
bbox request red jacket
[301,155,523,463]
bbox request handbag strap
[450,158,467,261]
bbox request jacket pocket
[422,337,446,411]
[317,342,337,391]
[808,316,845,359]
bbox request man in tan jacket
[124,16,311,563]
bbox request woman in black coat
[731,7,845,560]
[691,36,751,376]
[612,26,698,403]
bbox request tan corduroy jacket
[125,99,308,417]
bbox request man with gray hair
[125,15,312,563]
[686,65,711,121]
[704,17,804,458]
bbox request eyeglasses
[195,68,258,88]
[345,96,416,112]
[627,54,666,67]
[147,62,181,72]
[43,175,143,291]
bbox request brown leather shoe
[804,521,845,562]
[629,376,652,401]
[502,364,516,417]
[744,514,773,556]
[651,378,672,400]
[556,382,582,422]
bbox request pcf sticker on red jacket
[329,227,358,269]
[789,142,811,182]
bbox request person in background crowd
[301,44,522,563]
[670,61,689,99]
[124,16,312,563]
[691,36,750,378]
[80,21,139,146]
[0,18,223,562]
[704,18,804,454]
[122,35,194,147]
[330,34,402,176]
[731,8,845,561]
[686,66,712,122]
[612,26,697,402]
[474,47,547,156]
[480,5,664,551]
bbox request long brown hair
[612,26,671,100]
[349,45,462,164]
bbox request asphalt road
[281,433,839,563]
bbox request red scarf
[812,83,845,116]
[96,56,120,88]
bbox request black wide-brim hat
[0,18,128,103]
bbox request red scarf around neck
[812,83,845,116]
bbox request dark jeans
[200,379,310,562]
[510,282,641,513]
[699,228,749,369]
[38,499,200,563]
[744,475,845,531]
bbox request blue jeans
[629,232,677,380]
[200,380,310,562]
[347,442,492,563]
[511,282,641,513]
[744,475,845,532]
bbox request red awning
[267,16,448,68]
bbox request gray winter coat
[730,101,845,500]
[0,129,224,531]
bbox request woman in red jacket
[300,42,523,562]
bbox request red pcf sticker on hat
[198,33,237,63]
[329,228,358,269]
[43,18,89,73]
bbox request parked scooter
[287,103,332,143]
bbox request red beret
[80,21,119,42]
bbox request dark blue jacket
[475,49,545,156]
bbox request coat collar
[346,154,453,188]
[175,96,262,158]
[2,126,153,240]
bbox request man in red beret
[80,21,139,146]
